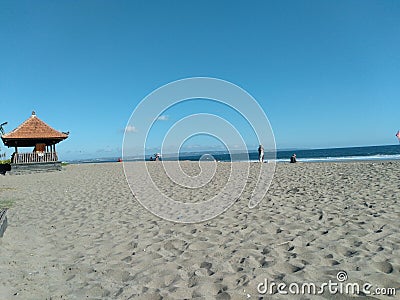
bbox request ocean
[69,145,400,164]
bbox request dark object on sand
[0,209,8,237]
[0,163,11,175]
[290,154,297,163]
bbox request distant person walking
[290,153,297,163]
[258,144,264,163]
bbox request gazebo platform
[9,161,63,175]
[1,111,69,174]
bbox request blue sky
[0,1,399,160]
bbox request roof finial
[32,111,36,116]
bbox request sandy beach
[0,161,399,299]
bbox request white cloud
[156,115,169,121]
[125,125,138,133]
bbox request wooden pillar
[54,144,57,161]
[15,146,18,153]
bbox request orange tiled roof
[2,111,68,140]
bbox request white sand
[0,161,399,299]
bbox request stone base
[9,162,63,175]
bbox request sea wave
[273,154,400,163]
[67,145,400,164]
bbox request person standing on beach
[258,144,264,163]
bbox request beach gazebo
[1,111,69,165]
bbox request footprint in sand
[189,241,214,251]
[272,262,303,274]
[372,261,393,274]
